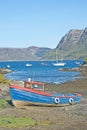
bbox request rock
[0,68,12,74]
[59,64,87,72]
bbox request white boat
[26,63,32,67]
[52,50,66,66]
[6,65,10,68]
[53,62,66,66]
[75,61,80,65]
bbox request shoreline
[0,64,87,129]
[0,64,87,98]
[45,64,87,96]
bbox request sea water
[0,60,83,84]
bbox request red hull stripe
[9,84,82,98]
[9,84,51,96]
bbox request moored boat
[25,63,32,67]
[52,62,66,66]
[52,49,66,66]
[9,80,82,107]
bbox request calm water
[0,60,83,84]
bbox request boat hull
[9,84,82,107]
[12,100,72,107]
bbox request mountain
[56,29,83,50]
[44,28,87,60]
[0,46,51,61]
[1,28,87,61]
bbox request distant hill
[1,28,87,61]
[0,46,51,61]
[44,28,87,60]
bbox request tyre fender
[54,98,60,104]
[69,98,74,105]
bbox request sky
[0,0,87,49]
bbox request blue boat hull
[9,86,82,107]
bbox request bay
[0,60,83,84]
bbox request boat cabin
[24,81,45,91]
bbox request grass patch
[0,99,9,109]
[43,120,51,126]
[0,116,36,128]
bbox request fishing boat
[9,80,82,107]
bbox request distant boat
[53,62,66,66]
[52,50,66,66]
[6,65,10,68]
[9,80,82,107]
[75,61,81,65]
[41,62,47,66]
[26,63,32,67]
